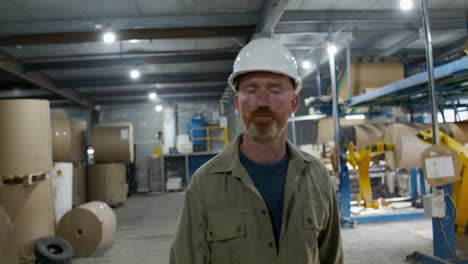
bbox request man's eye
[269,87,281,94]
[246,87,257,93]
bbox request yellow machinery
[347,141,394,208]
[418,129,468,234]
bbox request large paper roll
[88,163,127,206]
[51,109,72,161]
[73,163,87,207]
[0,99,52,177]
[354,124,386,150]
[50,162,73,223]
[0,179,55,260]
[0,206,19,264]
[93,123,134,163]
[316,117,364,144]
[57,201,117,257]
[383,123,430,169]
[70,120,87,161]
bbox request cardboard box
[51,109,72,161]
[88,163,127,206]
[0,99,52,177]
[339,61,404,101]
[70,120,87,161]
[93,123,134,163]
[0,206,19,264]
[73,163,87,207]
[0,179,55,260]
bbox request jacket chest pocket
[207,209,247,263]
[303,204,328,231]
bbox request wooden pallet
[0,173,49,186]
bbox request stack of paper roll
[353,124,387,150]
[383,123,430,169]
[73,163,87,207]
[439,123,467,144]
[455,121,468,144]
[51,109,72,162]
[70,120,88,162]
[93,123,134,163]
[88,163,127,206]
[316,117,365,144]
[0,206,19,264]
[0,180,55,260]
[0,99,52,177]
[57,201,116,257]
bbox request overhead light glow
[327,43,337,56]
[345,114,366,120]
[155,105,163,112]
[87,147,95,155]
[130,69,141,79]
[400,0,413,10]
[148,92,157,100]
[128,39,141,44]
[103,31,116,44]
[302,60,311,69]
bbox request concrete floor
[73,193,467,264]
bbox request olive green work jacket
[170,135,343,264]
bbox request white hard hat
[228,38,302,93]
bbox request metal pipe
[291,113,297,145]
[420,0,439,145]
[329,46,341,170]
[346,44,352,100]
[316,63,322,97]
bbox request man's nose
[256,89,270,107]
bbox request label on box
[120,129,129,140]
[424,156,455,179]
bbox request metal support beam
[0,59,92,108]
[258,0,290,35]
[24,51,238,71]
[55,72,231,88]
[0,26,256,46]
[379,32,420,56]
[0,13,259,35]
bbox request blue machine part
[187,117,209,150]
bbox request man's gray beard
[245,121,279,143]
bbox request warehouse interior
[0,0,467,263]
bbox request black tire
[35,236,73,264]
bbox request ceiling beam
[0,59,92,108]
[92,92,222,101]
[379,32,420,57]
[0,13,259,35]
[258,0,290,35]
[0,26,256,46]
[74,81,227,93]
[56,72,231,88]
[24,51,238,71]
[83,86,223,98]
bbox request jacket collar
[209,134,312,176]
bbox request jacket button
[209,231,213,236]
[236,226,242,233]
[261,210,267,215]
[307,218,313,224]
[268,242,274,248]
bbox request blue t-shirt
[239,148,289,248]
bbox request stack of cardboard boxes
[89,123,133,206]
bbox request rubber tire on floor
[34,236,73,264]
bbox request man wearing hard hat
[170,38,343,263]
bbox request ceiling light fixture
[130,69,141,79]
[103,31,116,44]
[400,0,413,11]
[327,42,337,56]
[148,92,157,100]
[302,60,311,69]
[345,114,366,120]
[155,105,163,112]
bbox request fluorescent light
[327,43,337,56]
[87,147,95,155]
[302,60,311,69]
[345,114,366,120]
[148,92,157,100]
[288,114,326,122]
[103,31,116,44]
[155,105,163,112]
[130,69,140,79]
[127,39,141,44]
[400,0,413,10]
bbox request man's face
[234,71,299,143]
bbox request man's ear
[234,93,240,112]
[290,93,299,114]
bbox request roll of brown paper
[0,99,52,177]
[316,117,364,144]
[57,201,117,257]
[383,123,430,169]
[87,163,127,206]
[70,120,87,161]
[51,109,72,161]
[0,206,19,264]
[0,179,55,260]
[354,124,386,150]
[93,123,134,163]
[73,163,87,207]
[454,122,468,144]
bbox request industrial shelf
[345,56,468,108]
